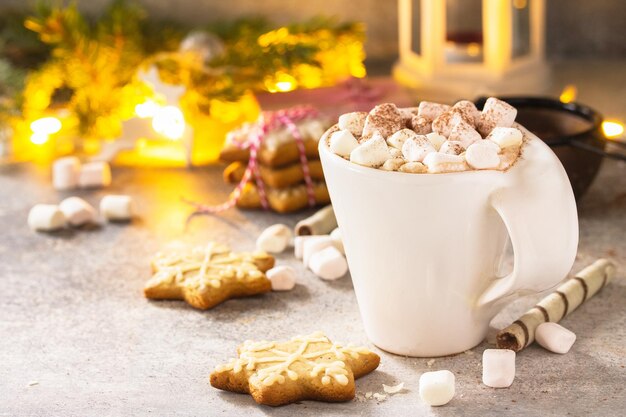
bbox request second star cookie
[144,242,275,310]
[210,331,380,406]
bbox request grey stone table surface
[1,61,625,416]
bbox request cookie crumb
[28,381,39,386]
[382,382,405,394]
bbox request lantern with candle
[394,0,548,100]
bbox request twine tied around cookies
[185,106,319,215]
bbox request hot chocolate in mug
[319,125,578,357]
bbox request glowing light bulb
[30,117,62,135]
[265,73,297,93]
[135,100,160,118]
[602,121,624,138]
[559,85,577,104]
[152,106,186,140]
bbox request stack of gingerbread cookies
[219,111,332,213]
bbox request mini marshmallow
[448,120,482,148]
[432,110,464,137]
[487,127,523,149]
[465,141,500,170]
[294,235,314,259]
[78,161,111,188]
[52,157,81,190]
[419,370,455,406]
[399,161,427,173]
[535,322,576,354]
[99,195,134,221]
[329,130,359,157]
[387,128,417,150]
[337,111,367,136]
[452,100,481,126]
[402,135,435,162]
[28,204,66,232]
[482,349,516,388]
[439,141,465,155]
[389,147,403,158]
[426,132,446,151]
[380,158,405,171]
[309,246,348,280]
[362,103,404,138]
[350,133,392,167]
[330,228,344,254]
[418,101,451,121]
[266,265,297,291]
[477,97,517,136]
[409,115,433,135]
[498,147,520,171]
[59,197,97,226]
[423,152,468,173]
[399,107,419,124]
[302,235,335,267]
[256,224,292,253]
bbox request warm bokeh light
[602,121,625,138]
[559,85,578,103]
[135,100,160,118]
[467,43,482,57]
[30,131,50,145]
[30,117,62,135]
[152,106,186,140]
[513,0,528,10]
[265,73,298,93]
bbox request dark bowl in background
[474,96,606,200]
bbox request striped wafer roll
[496,259,616,352]
[295,205,337,236]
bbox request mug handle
[477,130,579,308]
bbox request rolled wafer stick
[496,259,616,352]
[295,205,337,236]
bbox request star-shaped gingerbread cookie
[144,242,275,310]
[210,331,380,406]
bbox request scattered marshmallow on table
[309,246,348,280]
[423,152,467,173]
[28,204,66,232]
[266,266,297,291]
[477,97,517,136]
[256,224,292,253]
[302,235,336,267]
[482,349,516,388]
[419,370,455,406]
[78,161,111,188]
[294,235,313,259]
[329,130,359,157]
[402,135,435,162]
[350,133,391,167]
[100,195,134,221]
[59,197,97,226]
[52,156,81,190]
[337,111,367,136]
[330,228,344,254]
[535,322,576,354]
[487,127,523,149]
[465,141,501,170]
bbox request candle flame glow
[602,121,624,138]
[559,85,577,103]
[135,100,160,118]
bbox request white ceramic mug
[319,125,578,357]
